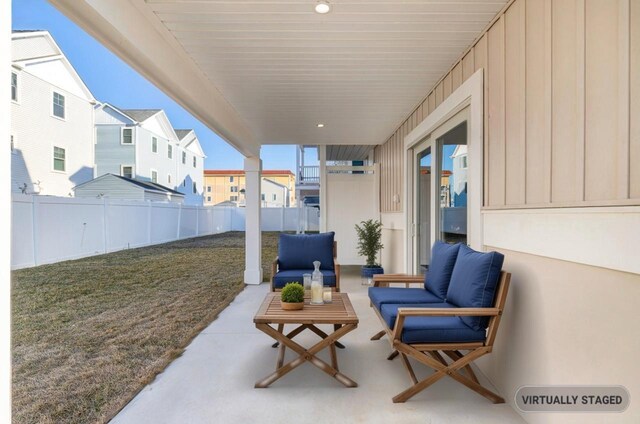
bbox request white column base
[244,268,263,285]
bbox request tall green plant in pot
[355,219,384,286]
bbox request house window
[272,194,277,201]
[10,134,16,153]
[152,137,158,153]
[192,181,197,194]
[121,128,133,144]
[168,174,172,184]
[261,194,265,201]
[151,170,158,183]
[207,186,211,192]
[207,196,211,202]
[53,146,65,172]
[230,176,234,183]
[121,165,134,179]
[168,144,172,159]
[52,92,65,119]
[193,156,196,168]
[230,196,238,201]
[11,72,17,102]
[182,151,186,164]
[231,186,238,193]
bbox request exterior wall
[261,179,288,208]
[481,248,640,424]
[176,142,204,205]
[11,68,94,196]
[373,1,640,421]
[74,177,145,201]
[94,125,135,177]
[135,126,177,188]
[377,0,639,210]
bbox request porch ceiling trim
[49,0,259,157]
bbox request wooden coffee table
[253,292,359,388]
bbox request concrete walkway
[112,267,525,424]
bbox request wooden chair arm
[397,307,501,317]
[392,307,500,341]
[373,274,424,287]
[270,257,279,291]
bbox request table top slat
[254,293,359,324]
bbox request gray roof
[175,129,192,140]
[119,109,161,122]
[113,175,184,196]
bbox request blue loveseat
[271,232,341,291]
[368,240,512,403]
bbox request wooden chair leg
[371,330,386,341]
[387,350,399,360]
[444,350,479,384]
[399,353,418,385]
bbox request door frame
[404,69,484,274]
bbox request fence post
[176,202,182,239]
[147,201,152,245]
[31,195,39,266]
[103,198,109,253]
[281,205,285,231]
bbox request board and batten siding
[377,0,640,211]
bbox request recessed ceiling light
[315,1,331,14]
[317,123,325,128]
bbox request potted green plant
[355,219,384,285]
[280,282,305,310]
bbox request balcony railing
[298,166,319,184]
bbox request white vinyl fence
[11,194,319,269]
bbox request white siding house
[175,129,205,205]
[261,178,290,208]
[94,105,205,205]
[11,30,96,196]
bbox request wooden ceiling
[144,0,506,146]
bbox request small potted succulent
[280,282,305,310]
[355,219,384,285]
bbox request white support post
[244,155,263,285]
[319,145,327,233]
[176,202,182,239]
[103,198,109,253]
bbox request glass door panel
[436,122,467,244]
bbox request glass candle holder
[323,287,332,303]
[303,273,312,297]
[310,280,324,304]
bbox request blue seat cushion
[424,241,461,299]
[380,303,486,344]
[278,232,335,271]
[446,244,504,331]
[368,287,442,310]
[380,302,453,329]
[273,269,336,289]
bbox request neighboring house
[203,169,295,206]
[11,30,96,196]
[261,178,290,208]
[175,129,205,205]
[93,104,205,205]
[450,144,468,207]
[73,173,184,203]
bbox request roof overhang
[49,0,506,156]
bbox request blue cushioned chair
[271,232,340,292]
[368,242,511,404]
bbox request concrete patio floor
[112,266,525,424]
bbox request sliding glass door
[412,107,469,273]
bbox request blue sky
[12,0,297,172]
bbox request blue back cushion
[424,241,461,299]
[446,244,504,330]
[278,232,335,271]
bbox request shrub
[281,282,304,303]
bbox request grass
[11,231,280,424]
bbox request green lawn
[11,231,279,424]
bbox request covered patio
[18,1,640,423]
[111,267,524,424]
